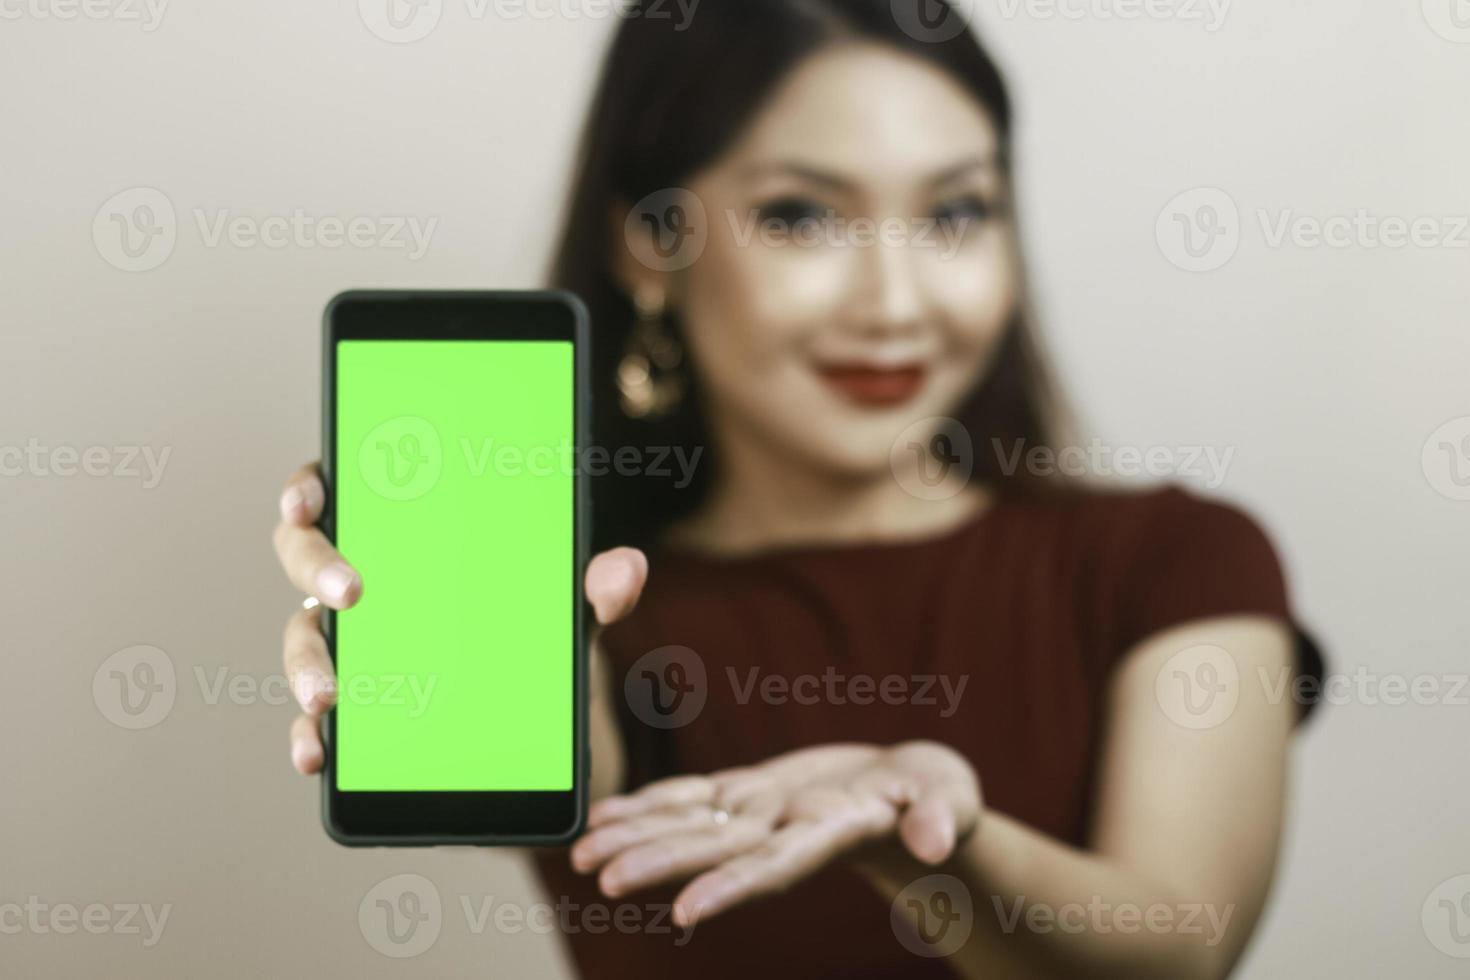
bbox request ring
[711,807,730,826]
[302,596,320,611]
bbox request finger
[290,713,324,775]
[876,744,983,860]
[585,548,648,626]
[587,775,715,828]
[273,521,361,610]
[283,605,337,715]
[598,819,771,898]
[897,790,959,865]
[278,462,326,526]
[674,798,897,927]
[571,805,731,874]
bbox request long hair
[550,0,1059,553]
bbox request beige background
[2,1,1468,976]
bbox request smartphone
[320,290,589,846]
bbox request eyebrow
[739,154,1000,191]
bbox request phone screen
[333,339,574,793]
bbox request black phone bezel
[320,289,590,847]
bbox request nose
[851,235,925,336]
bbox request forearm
[890,617,1293,979]
[869,809,1242,980]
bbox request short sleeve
[1088,487,1324,720]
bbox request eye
[755,195,833,230]
[932,194,994,228]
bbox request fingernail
[292,739,323,774]
[317,564,360,608]
[600,872,622,898]
[279,486,303,521]
[673,901,704,929]
[611,554,638,589]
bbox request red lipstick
[815,364,927,407]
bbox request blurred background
[2,1,1467,976]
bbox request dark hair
[551,0,1057,554]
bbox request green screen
[335,339,573,792]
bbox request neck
[668,419,990,557]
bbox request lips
[815,363,928,407]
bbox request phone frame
[320,289,590,847]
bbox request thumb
[586,547,648,626]
[897,789,959,866]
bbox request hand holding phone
[270,290,639,846]
[273,481,646,798]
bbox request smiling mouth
[814,363,928,407]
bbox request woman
[273,2,1320,976]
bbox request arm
[869,614,1295,980]
[572,614,1295,980]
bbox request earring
[617,287,685,419]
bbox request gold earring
[617,288,685,419]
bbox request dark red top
[536,487,1319,979]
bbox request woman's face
[643,42,1020,478]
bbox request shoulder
[994,483,1280,572]
[1030,484,1293,665]
[1067,484,1279,564]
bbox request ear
[608,197,674,307]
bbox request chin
[788,429,903,483]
